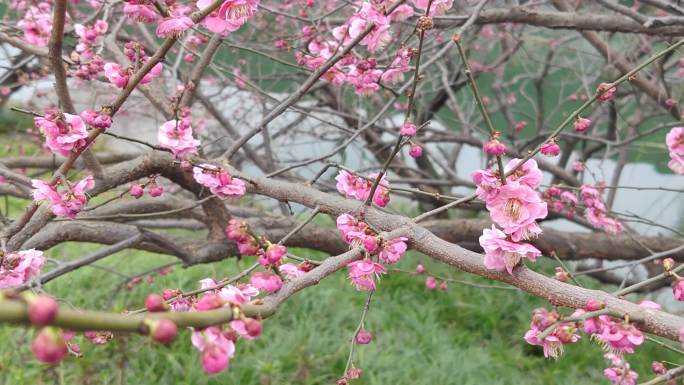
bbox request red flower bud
[145,294,168,312]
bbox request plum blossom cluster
[123,0,158,23]
[197,0,260,35]
[158,118,200,157]
[32,175,94,219]
[156,5,194,38]
[336,213,408,291]
[190,279,262,374]
[192,164,247,199]
[542,186,578,218]
[294,2,419,95]
[34,111,88,157]
[103,42,163,89]
[0,249,45,288]
[580,185,624,234]
[666,126,684,175]
[17,2,53,47]
[525,300,647,384]
[71,21,108,80]
[472,159,547,274]
[335,170,390,207]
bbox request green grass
[0,243,679,385]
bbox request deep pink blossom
[0,249,45,288]
[34,112,88,157]
[409,144,423,158]
[479,225,541,274]
[197,0,259,35]
[230,318,262,340]
[123,3,158,22]
[598,82,617,102]
[483,138,506,156]
[80,110,112,129]
[103,62,130,88]
[347,260,385,291]
[355,329,372,344]
[597,319,644,354]
[27,295,58,326]
[192,164,247,199]
[32,176,94,219]
[425,276,437,289]
[673,279,684,301]
[158,119,199,157]
[540,140,560,157]
[18,4,52,47]
[667,127,684,154]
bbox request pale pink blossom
[504,158,543,189]
[103,62,129,88]
[425,276,437,289]
[197,0,259,35]
[347,260,385,291]
[229,318,261,340]
[411,0,453,15]
[560,191,577,206]
[32,175,94,219]
[669,151,684,175]
[597,319,644,354]
[158,119,199,157]
[18,4,52,47]
[279,263,306,279]
[80,110,112,129]
[34,112,88,157]
[0,249,45,288]
[192,164,247,199]
[479,225,541,274]
[389,4,414,21]
[332,2,391,52]
[377,237,408,264]
[471,168,501,201]
[598,82,617,102]
[666,127,684,154]
[156,16,194,37]
[249,272,282,293]
[123,3,158,22]
[382,47,413,84]
[485,182,547,241]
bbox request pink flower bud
[573,161,585,172]
[554,267,569,282]
[244,318,262,338]
[597,82,616,102]
[355,329,372,344]
[513,120,528,133]
[130,184,144,198]
[264,244,287,265]
[483,139,506,156]
[540,140,560,157]
[32,327,68,364]
[439,281,448,291]
[409,144,423,158]
[400,122,417,137]
[673,279,684,301]
[663,257,675,271]
[651,361,666,375]
[28,295,59,326]
[148,319,177,344]
[665,98,677,109]
[415,264,425,274]
[145,294,168,312]
[425,276,437,289]
[574,117,591,133]
[585,299,605,311]
[148,183,163,197]
[346,367,363,380]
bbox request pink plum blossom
[192,164,247,199]
[409,144,423,158]
[34,112,88,157]
[411,0,453,15]
[377,237,408,264]
[0,249,45,288]
[485,182,547,241]
[279,263,306,279]
[540,140,560,157]
[504,158,543,189]
[32,175,94,219]
[335,170,390,207]
[249,272,282,293]
[574,117,592,132]
[332,2,390,53]
[347,260,385,291]
[400,122,417,136]
[425,276,437,289]
[191,326,236,374]
[524,308,579,359]
[479,225,541,274]
[157,119,200,157]
[156,16,194,37]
